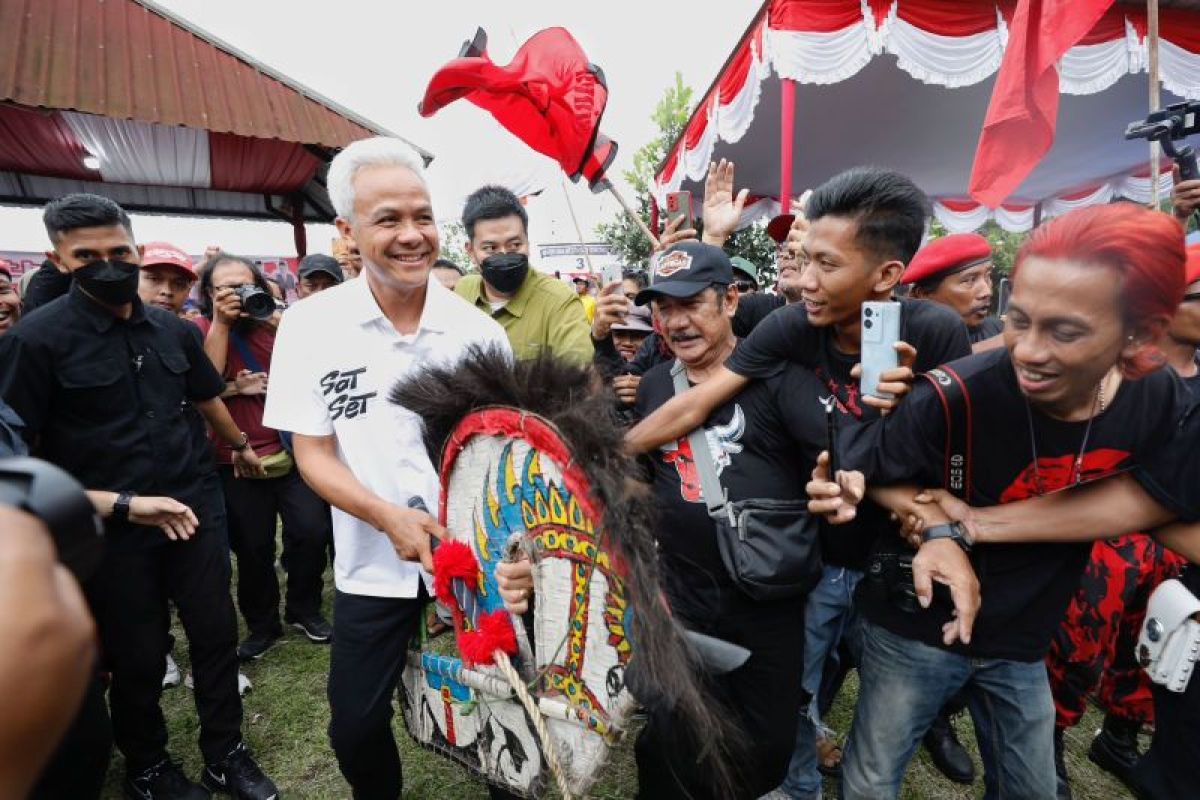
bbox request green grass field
[101,565,1136,799]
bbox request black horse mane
[390,344,740,791]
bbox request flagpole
[601,180,661,249]
[1148,0,1162,208]
[559,178,596,275]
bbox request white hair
[327,137,428,220]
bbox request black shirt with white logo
[724,296,972,567]
[634,352,828,606]
[0,284,225,520]
[842,347,1189,661]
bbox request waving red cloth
[419,27,617,190]
[968,0,1115,208]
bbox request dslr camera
[232,285,276,321]
[1126,100,1200,182]
[0,458,104,581]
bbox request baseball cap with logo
[635,241,734,306]
[141,242,196,279]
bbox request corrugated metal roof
[0,0,432,159]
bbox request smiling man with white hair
[263,137,510,798]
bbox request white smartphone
[860,301,902,399]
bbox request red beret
[1186,244,1200,286]
[766,214,795,244]
[902,233,992,285]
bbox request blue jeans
[781,566,863,799]
[842,621,1056,800]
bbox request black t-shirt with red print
[724,295,971,567]
[634,352,830,606]
[842,347,1190,662]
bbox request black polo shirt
[0,284,225,508]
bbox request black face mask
[480,252,530,295]
[74,259,140,306]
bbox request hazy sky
[0,0,760,255]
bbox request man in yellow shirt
[455,186,593,366]
[573,276,597,323]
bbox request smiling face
[138,264,195,314]
[335,164,438,291]
[795,215,901,333]
[1004,256,1130,419]
[917,261,994,328]
[0,271,19,334]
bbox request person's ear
[464,240,481,267]
[1122,315,1171,362]
[46,249,69,273]
[724,284,740,318]
[334,219,358,254]
[873,259,905,294]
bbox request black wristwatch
[113,491,136,524]
[232,432,250,452]
[921,521,973,553]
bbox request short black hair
[462,185,528,240]
[43,193,133,243]
[198,252,272,321]
[622,269,649,290]
[805,167,931,265]
[432,258,463,275]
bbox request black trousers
[327,589,426,800]
[635,578,807,800]
[95,473,242,771]
[219,465,331,635]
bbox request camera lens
[863,319,873,329]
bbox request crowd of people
[0,132,1198,800]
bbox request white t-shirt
[264,273,510,598]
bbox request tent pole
[1148,0,1162,208]
[1033,201,1044,229]
[650,195,661,238]
[291,193,307,257]
[779,78,797,215]
[560,178,595,275]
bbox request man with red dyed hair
[819,204,1189,799]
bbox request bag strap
[229,330,264,375]
[921,365,973,501]
[670,360,730,519]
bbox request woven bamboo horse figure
[390,346,733,799]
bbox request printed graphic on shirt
[320,366,377,420]
[814,367,863,419]
[660,405,746,502]
[1000,448,1130,503]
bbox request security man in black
[0,193,277,800]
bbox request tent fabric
[654,0,1200,232]
[61,112,212,188]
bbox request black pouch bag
[671,361,821,601]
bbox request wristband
[920,521,973,553]
[113,491,136,523]
[232,431,250,452]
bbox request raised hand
[702,159,749,246]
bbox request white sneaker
[184,671,252,696]
[163,654,181,688]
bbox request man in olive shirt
[455,185,593,366]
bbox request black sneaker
[923,711,975,784]
[202,741,278,799]
[236,630,281,662]
[1088,714,1141,790]
[285,613,332,643]
[124,757,210,800]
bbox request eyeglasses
[735,281,755,292]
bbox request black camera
[1126,100,1200,182]
[232,285,276,321]
[865,548,921,614]
[0,457,104,581]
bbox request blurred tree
[438,221,473,272]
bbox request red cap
[766,214,795,244]
[902,233,992,285]
[141,241,196,279]
[1186,244,1200,286]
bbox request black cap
[635,241,733,306]
[298,254,344,283]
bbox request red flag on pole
[968,0,1116,208]
[419,28,618,191]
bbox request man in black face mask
[0,193,279,800]
[454,185,594,366]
